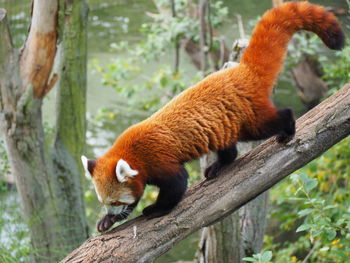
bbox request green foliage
[95,57,196,112]
[133,0,228,62]
[323,45,350,93]
[284,0,350,95]
[0,139,10,192]
[266,137,350,263]
[0,194,31,262]
[243,250,273,263]
[286,33,325,69]
[0,139,10,176]
[0,248,21,263]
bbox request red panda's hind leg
[275,108,296,143]
[243,108,296,142]
[262,108,296,143]
[143,167,188,218]
[205,143,238,180]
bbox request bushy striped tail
[240,1,345,89]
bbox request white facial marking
[105,205,125,215]
[81,155,91,180]
[118,192,135,204]
[106,197,113,203]
[116,159,138,183]
[91,180,103,203]
[96,193,102,203]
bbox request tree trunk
[291,54,328,109]
[50,0,90,253]
[61,83,350,263]
[197,141,268,263]
[0,0,89,261]
[198,0,209,72]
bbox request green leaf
[296,224,312,232]
[299,173,318,192]
[298,208,314,217]
[325,229,337,240]
[261,251,273,262]
[242,257,257,262]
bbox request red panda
[82,1,345,232]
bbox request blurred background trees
[0,0,349,262]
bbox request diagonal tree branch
[62,83,350,263]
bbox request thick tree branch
[62,84,350,263]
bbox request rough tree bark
[0,1,89,262]
[197,142,268,263]
[61,84,350,263]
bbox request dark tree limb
[62,84,350,263]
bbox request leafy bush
[266,137,350,263]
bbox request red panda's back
[144,65,258,162]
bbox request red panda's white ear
[81,155,96,180]
[116,159,138,183]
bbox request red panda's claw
[204,161,221,180]
[97,214,114,233]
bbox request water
[0,0,348,261]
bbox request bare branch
[170,0,180,74]
[199,0,208,71]
[0,8,19,123]
[0,9,13,65]
[20,0,59,98]
[62,84,350,263]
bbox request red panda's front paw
[97,214,119,232]
[204,161,222,180]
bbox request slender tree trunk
[0,0,89,261]
[197,142,268,263]
[198,0,209,72]
[170,0,180,74]
[50,0,90,253]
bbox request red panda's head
[81,156,144,217]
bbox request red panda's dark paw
[204,161,222,180]
[277,133,294,143]
[277,108,295,143]
[97,214,118,233]
[142,204,171,219]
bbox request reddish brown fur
[93,2,344,198]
